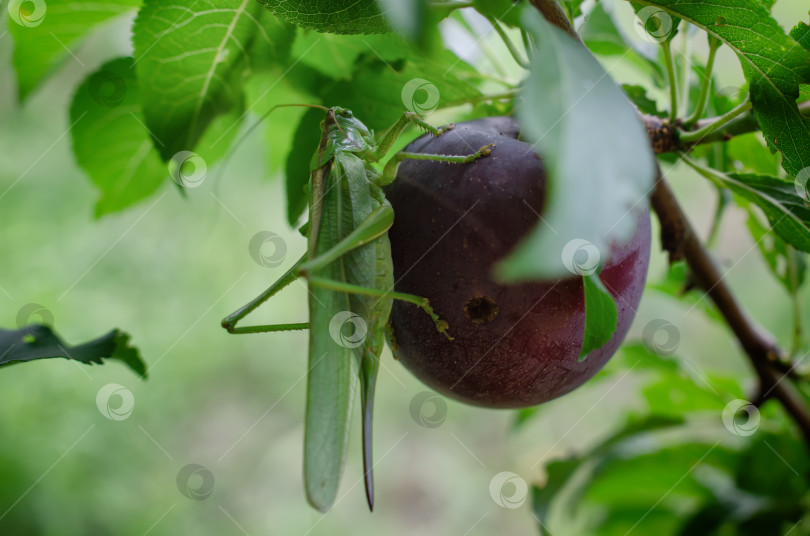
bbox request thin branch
[650,171,810,444]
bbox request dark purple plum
[384,116,651,408]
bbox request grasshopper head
[325,107,374,153]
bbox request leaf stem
[486,16,531,69]
[679,26,692,117]
[678,98,752,144]
[705,186,729,249]
[662,40,679,122]
[684,34,722,126]
[787,245,804,357]
[440,90,518,109]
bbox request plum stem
[650,170,810,446]
[527,0,580,41]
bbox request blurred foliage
[1,0,810,535]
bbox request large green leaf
[747,209,806,295]
[0,324,146,378]
[258,0,390,34]
[70,57,166,216]
[132,0,267,161]
[500,7,656,280]
[628,0,810,179]
[722,172,810,253]
[7,0,140,101]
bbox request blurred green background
[1,1,809,535]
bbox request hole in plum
[464,296,499,324]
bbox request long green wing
[304,151,392,511]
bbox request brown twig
[527,0,580,40]
[650,173,810,444]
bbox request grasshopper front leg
[221,253,309,334]
[380,143,495,185]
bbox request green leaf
[132,0,265,161]
[290,30,408,81]
[580,274,618,359]
[258,0,390,34]
[582,2,631,56]
[70,57,166,216]
[629,0,810,179]
[0,325,146,378]
[724,172,810,253]
[500,8,656,280]
[7,0,140,100]
[746,209,806,294]
[623,84,665,117]
[322,50,482,131]
[532,415,696,535]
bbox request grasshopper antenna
[212,103,329,197]
[201,104,328,237]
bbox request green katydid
[221,105,493,512]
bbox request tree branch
[650,172,810,444]
[644,100,810,154]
